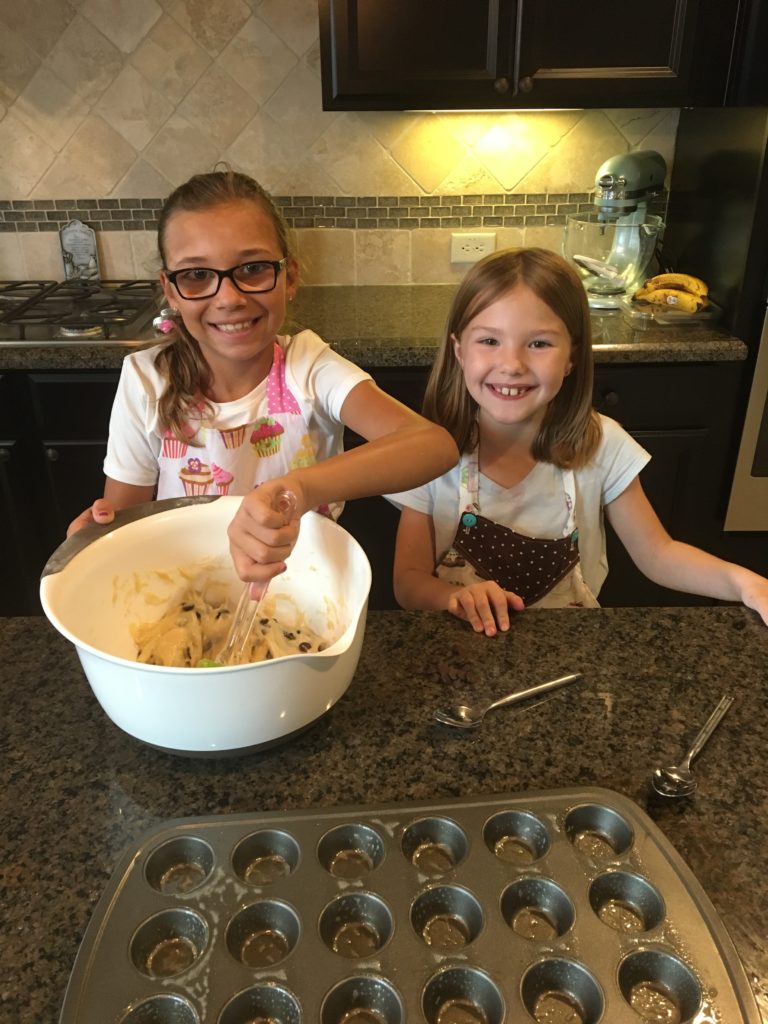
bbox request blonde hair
[424,247,601,467]
[155,170,291,444]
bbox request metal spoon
[651,695,734,798]
[433,672,582,729]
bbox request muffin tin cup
[59,788,760,1024]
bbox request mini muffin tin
[59,787,759,1024]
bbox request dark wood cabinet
[319,0,517,110]
[580,362,743,607]
[2,370,119,614]
[0,375,45,615]
[27,372,119,548]
[319,0,757,111]
[338,367,428,610]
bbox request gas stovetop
[0,279,163,345]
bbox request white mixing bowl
[40,497,371,756]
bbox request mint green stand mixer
[563,149,667,310]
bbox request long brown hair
[424,247,601,467]
[155,170,291,444]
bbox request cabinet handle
[493,77,510,94]
[45,447,60,462]
[518,76,534,93]
[602,390,620,407]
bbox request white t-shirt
[388,415,651,598]
[103,330,371,497]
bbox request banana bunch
[633,272,709,313]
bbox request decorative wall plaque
[59,219,101,280]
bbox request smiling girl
[69,170,457,590]
[390,247,768,634]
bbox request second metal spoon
[433,672,582,729]
[651,694,734,798]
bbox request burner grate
[0,279,163,342]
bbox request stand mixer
[563,150,667,310]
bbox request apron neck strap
[458,447,577,537]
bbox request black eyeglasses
[165,258,288,300]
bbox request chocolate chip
[298,641,311,652]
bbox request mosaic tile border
[0,193,595,233]
[0,193,667,233]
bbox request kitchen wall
[0,0,679,285]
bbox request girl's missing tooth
[391,247,768,635]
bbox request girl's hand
[66,499,115,537]
[740,575,768,626]
[447,582,525,637]
[227,477,304,592]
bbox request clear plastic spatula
[199,489,298,667]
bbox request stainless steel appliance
[0,278,162,346]
[725,304,768,529]
[562,149,667,309]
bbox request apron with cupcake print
[156,342,332,514]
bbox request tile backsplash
[0,0,679,284]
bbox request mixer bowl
[40,498,371,756]
[563,213,663,297]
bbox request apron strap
[459,447,577,542]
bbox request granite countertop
[0,285,748,370]
[2,607,767,1022]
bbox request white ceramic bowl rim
[41,501,369,673]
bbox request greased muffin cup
[59,787,759,1024]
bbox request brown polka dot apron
[437,448,599,608]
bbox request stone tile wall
[0,0,679,284]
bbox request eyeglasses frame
[164,257,288,300]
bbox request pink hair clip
[153,308,179,335]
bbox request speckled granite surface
[2,607,766,1022]
[0,286,747,370]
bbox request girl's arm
[66,479,155,536]
[295,380,458,506]
[605,476,768,624]
[393,507,524,636]
[228,381,459,586]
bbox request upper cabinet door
[318,0,519,110]
[319,0,748,110]
[516,0,738,108]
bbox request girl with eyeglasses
[69,170,458,593]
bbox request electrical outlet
[450,232,496,263]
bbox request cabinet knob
[45,447,60,462]
[602,390,620,407]
[518,76,534,93]
[493,77,510,94]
